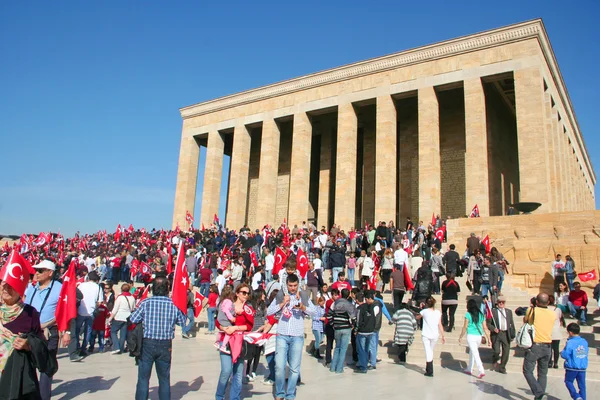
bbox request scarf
[0,301,25,376]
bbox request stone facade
[173,20,595,230]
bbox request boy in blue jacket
[560,323,588,400]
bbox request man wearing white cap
[24,260,81,400]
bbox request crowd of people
[0,218,596,400]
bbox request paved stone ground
[51,332,597,400]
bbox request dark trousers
[246,345,263,375]
[39,326,59,400]
[136,339,172,400]
[473,270,481,294]
[325,324,334,364]
[441,304,458,331]
[397,344,408,362]
[523,343,551,398]
[491,331,510,370]
[351,330,358,362]
[392,289,405,310]
[550,340,560,366]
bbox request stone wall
[439,88,466,219]
[447,210,600,292]
[397,96,419,221]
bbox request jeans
[121,266,130,282]
[332,267,343,283]
[89,330,104,352]
[312,329,322,353]
[566,273,576,291]
[347,268,355,287]
[275,335,304,399]
[356,333,374,371]
[330,328,351,373]
[189,272,196,287]
[207,307,216,333]
[99,265,108,281]
[75,315,93,351]
[498,269,505,292]
[565,370,586,400]
[136,339,172,400]
[481,283,490,298]
[265,269,272,283]
[265,352,276,381]
[199,282,210,298]
[568,301,587,323]
[211,268,218,281]
[111,320,129,352]
[183,307,195,334]
[466,334,484,375]
[523,343,551,398]
[215,351,244,400]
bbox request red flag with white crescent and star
[578,269,598,282]
[272,247,287,276]
[172,242,189,314]
[55,259,77,331]
[0,250,33,296]
[136,284,151,307]
[431,213,436,227]
[297,248,309,278]
[368,251,381,290]
[130,259,140,276]
[435,226,446,242]
[482,235,491,253]
[250,251,258,267]
[194,291,205,317]
[469,204,480,218]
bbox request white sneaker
[111,350,121,355]
[251,372,256,381]
[247,374,255,382]
[262,379,274,386]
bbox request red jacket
[332,281,352,292]
[568,290,588,307]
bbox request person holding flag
[0,250,56,398]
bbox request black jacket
[356,303,376,334]
[0,333,56,400]
[486,308,516,340]
[328,246,346,268]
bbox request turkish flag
[482,235,491,253]
[186,211,194,225]
[166,240,173,275]
[578,269,598,282]
[0,250,33,296]
[368,252,380,290]
[171,242,189,314]
[250,251,258,267]
[202,223,206,231]
[469,204,480,218]
[131,259,140,276]
[214,213,220,227]
[33,232,51,247]
[55,259,77,331]
[136,284,151,307]
[140,262,151,277]
[114,224,122,241]
[435,227,445,242]
[220,245,230,260]
[194,291,205,318]
[431,213,436,227]
[403,262,414,290]
[297,248,309,278]
[128,224,134,233]
[272,247,288,276]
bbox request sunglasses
[497,301,505,304]
[238,290,250,295]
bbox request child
[89,302,108,353]
[561,323,588,400]
[310,296,326,359]
[347,253,356,288]
[206,284,219,334]
[214,285,237,354]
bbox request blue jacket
[561,335,588,371]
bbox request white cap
[34,260,56,271]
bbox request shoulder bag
[516,307,536,348]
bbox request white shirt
[77,281,104,317]
[362,257,374,277]
[84,257,96,272]
[265,254,275,271]
[111,294,135,322]
[420,308,442,339]
[216,275,227,294]
[394,248,409,266]
[251,272,262,291]
[313,258,323,270]
[319,234,328,248]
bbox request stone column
[200,130,224,227]
[418,87,441,222]
[288,112,312,226]
[335,102,358,230]
[463,78,490,216]
[318,123,332,228]
[173,132,200,228]
[226,123,251,230]
[375,95,397,223]
[546,97,561,212]
[256,118,280,228]
[552,111,566,212]
[514,67,550,212]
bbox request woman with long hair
[458,298,491,378]
[215,283,255,400]
[441,272,460,332]
[245,288,268,382]
[417,296,445,377]
[565,255,576,291]
[380,248,394,292]
[430,247,444,294]
[548,294,565,369]
[555,281,570,314]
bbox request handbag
[475,313,487,345]
[466,280,473,291]
[516,308,536,349]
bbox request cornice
[180,20,542,120]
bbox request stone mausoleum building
[173,19,595,230]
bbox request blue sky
[0,1,598,236]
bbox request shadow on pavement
[53,376,119,400]
[149,375,204,400]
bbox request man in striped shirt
[129,277,186,400]
[267,270,318,400]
